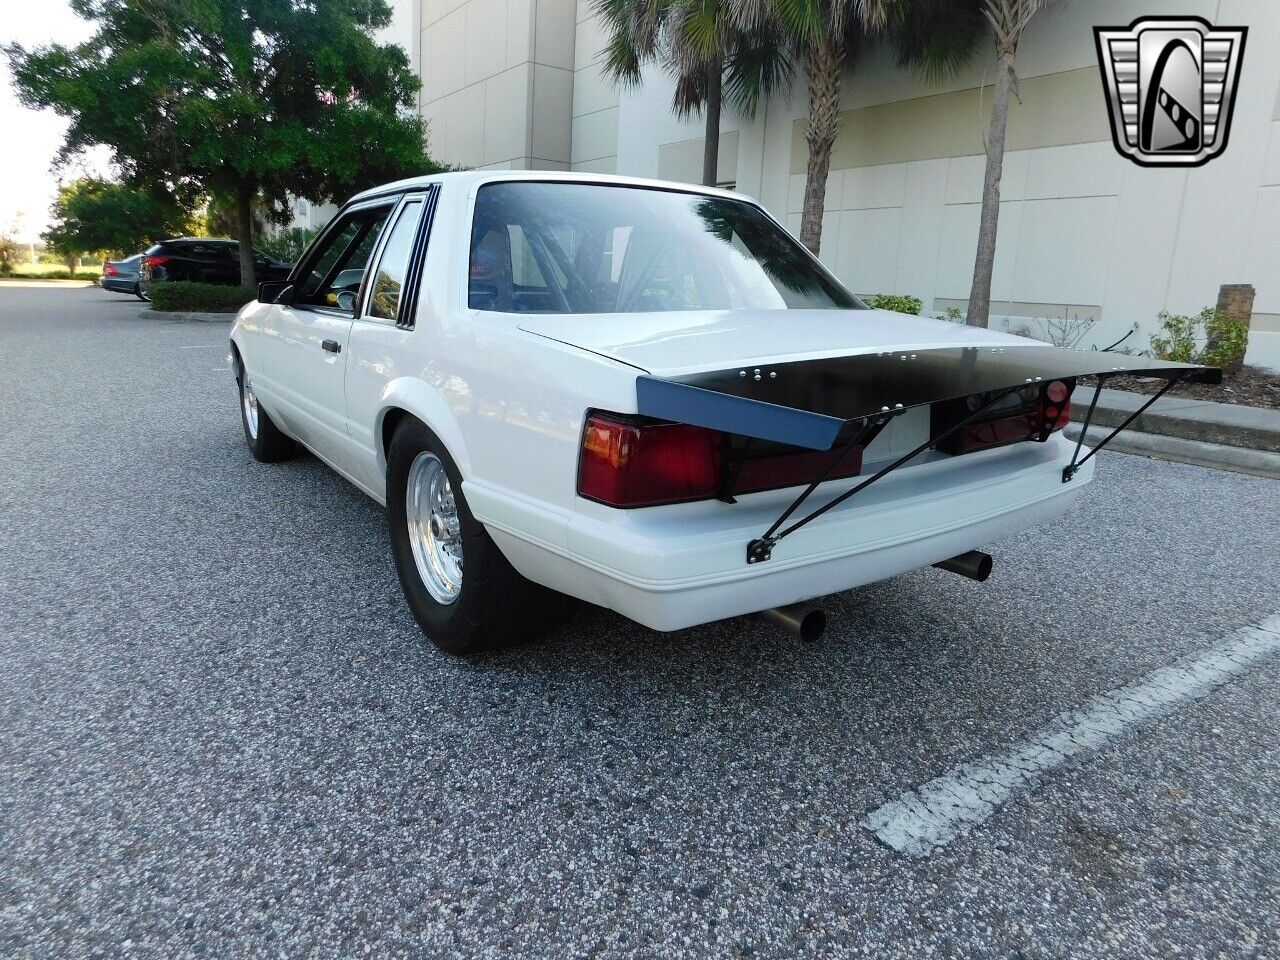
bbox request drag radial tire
[387,417,572,656]
[237,367,296,462]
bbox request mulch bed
[1084,365,1280,411]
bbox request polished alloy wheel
[241,376,260,439]
[406,452,463,603]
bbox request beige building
[415,0,1279,368]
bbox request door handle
[321,339,341,354]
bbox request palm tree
[756,0,982,256]
[965,0,1055,327]
[596,0,790,187]
[746,0,888,254]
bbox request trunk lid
[517,308,1031,376]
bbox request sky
[1,1,112,243]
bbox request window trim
[288,197,399,317]
[396,186,439,329]
[355,187,438,328]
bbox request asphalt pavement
[2,283,1278,959]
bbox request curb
[143,309,237,323]
[1065,424,1280,480]
[1072,386,1280,454]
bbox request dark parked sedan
[101,254,144,298]
[138,238,291,298]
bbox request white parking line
[862,613,1280,857]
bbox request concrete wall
[419,0,575,170]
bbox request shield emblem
[1094,17,1247,167]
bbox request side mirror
[258,280,293,304]
[336,290,358,313]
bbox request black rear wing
[634,345,1219,564]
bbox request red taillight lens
[578,415,720,507]
[103,263,118,276]
[577,414,866,508]
[936,379,1073,455]
[143,255,170,268]
[1038,380,1071,431]
[734,447,862,494]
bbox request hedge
[147,281,255,313]
[1,268,101,281]
[864,293,923,315]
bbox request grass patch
[147,281,254,313]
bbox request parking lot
[2,284,1278,958]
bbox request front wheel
[387,417,572,656]
[237,368,296,462]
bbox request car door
[260,201,394,474]
[344,191,435,496]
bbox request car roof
[347,170,752,207]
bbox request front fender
[375,377,472,479]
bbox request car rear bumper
[101,277,137,293]
[466,433,1095,632]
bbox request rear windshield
[468,182,860,314]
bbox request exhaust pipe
[933,550,993,582]
[759,603,827,642]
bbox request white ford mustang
[229,172,1215,655]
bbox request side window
[366,199,424,321]
[296,206,392,311]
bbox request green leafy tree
[0,219,21,276]
[8,0,441,289]
[257,226,322,264]
[597,0,791,187]
[43,179,191,263]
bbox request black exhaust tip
[933,550,993,582]
[759,603,827,642]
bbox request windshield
[468,182,860,314]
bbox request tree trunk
[1210,283,1255,374]
[799,40,843,256]
[235,183,257,290]
[65,255,80,277]
[966,52,1015,328]
[702,59,723,188]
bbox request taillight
[577,413,865,508]
[103,262,119,276]
[1039,379,1071,431]
[143,255,170,268]
[935,379,1072,455]
[578,414,719,507]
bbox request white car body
[231,171,1097,632]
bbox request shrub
[866,293,922,315]
[147,281,254,313]
[1149,307,1248,369]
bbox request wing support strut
[746,387,1021,564]
[1061,371,1189,483]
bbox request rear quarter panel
[363,182,640,534]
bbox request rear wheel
[387,417,572,656]
[237,366,295,462]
